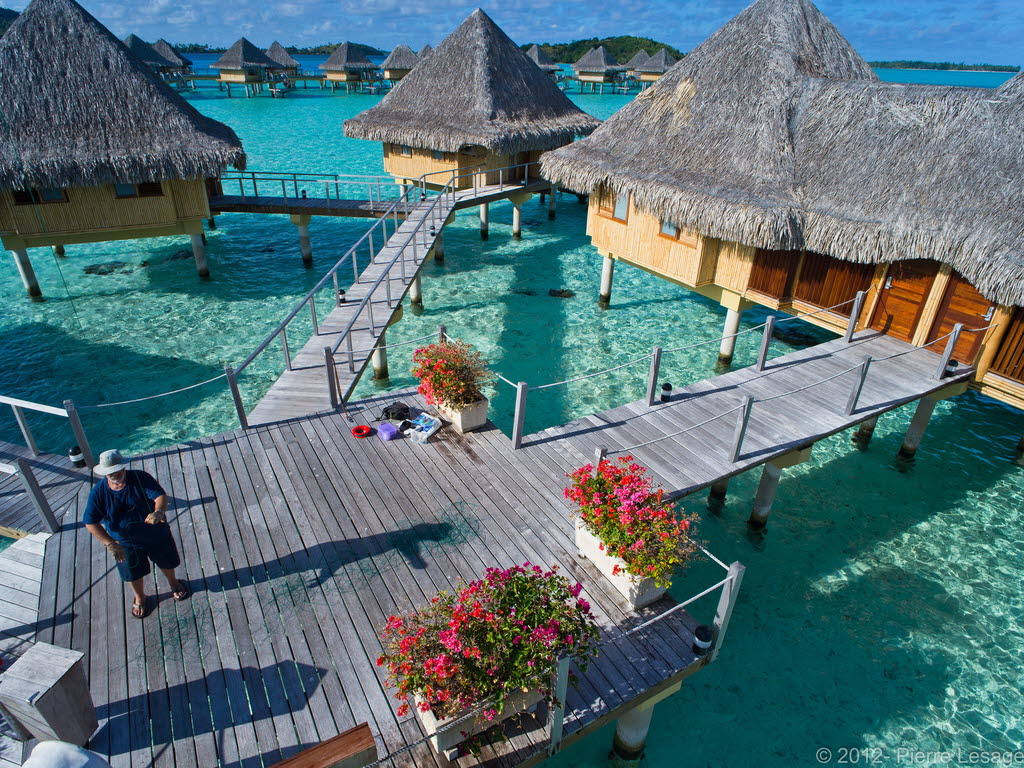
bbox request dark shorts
[115,523,181,582]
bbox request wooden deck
[246,180,550,426]
[0,443,85,537]
[29,392,713,768]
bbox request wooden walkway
[247,180,549,426]
[209,195,409,219]
[0,443,86,537]
[524,330,972,495]
[29,391,713,768]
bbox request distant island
[523,36,684,64]
[174,42,387,57]
[0,6,18,36]
[869,60,1020,72]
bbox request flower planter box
[436,397,489,434]
[414,687,544,759]
[575,517,667,609]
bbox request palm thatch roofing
[212,37,277,70]
[998,71,1024,98]
[153,38,191,68]
[542,0,1024,305]
[0,0,245,190]
[526,44,560,72]
[623,50,651,71]
[265,41,299,69]
[637,48,676,74]
[344,9,600,155]
[418,44,433,59]
[573,45,620,74]
[320,42,375,71]
[122,34,174,69]
[382,44,418,71]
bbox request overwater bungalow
[319,42,377,89]
[122,34,174,71]
[211,37,277,85]
[0,0,246,296]
[542,0,1024,411]
[573,45,621,89]
[345,8,599,193]
[526,43,561,77]
[622,49,651,77]
[152,38,192,74]
[265,41,299,76]
[636,48,676,83]
[418,43,433,60]
[381,44,418,82]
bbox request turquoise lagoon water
[0,66,1022,766]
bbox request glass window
[138,182,163,197]
[38,188,66,202]
[12,188,66,205]
[660,220,679,239]
[11,189,33,205]
[431,150,445,161]
[612,192,629,221]
[114,183,137,198]
[399,145,412,157]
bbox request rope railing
[529,354,652,391]
[78,373,228,409]
[774,295,856,323]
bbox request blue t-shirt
[83,470,166,544]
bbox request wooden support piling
[898,396,938,460]
[548,185,557,220]
[749,461,782,529]
[1015,435,1024,468]
[371,332,389,380]
[479,202,489,240]
[709,477,729,505]
[52,244,66,258]
[433,230,445,262]
[409,274,423,306]
[599,255,615,307]
[718,308,742,366]
[10,249,41,298]
[852,415,879,450]
[190,233,209,277]
[512,202,523,239]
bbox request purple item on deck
[378,422,400,441]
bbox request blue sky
[6,0,1023,64]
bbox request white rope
[775,296,855,323]
[494,373,518,388]
[752,363,864,404]
[530,354,651,391]
[80,373,228,409]
[608,405,743,454]
[621,575,733,638]
[345,331,439,355]
[661,322,767,355]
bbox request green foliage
[0,7,18,38]
[522,35,683,64]
[172,41,386,57]
[868,60,1020,72]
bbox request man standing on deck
[83,450,189,619]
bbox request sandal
[171,582,191,602]
[131,597,151,619]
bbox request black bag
[379,402,412,422]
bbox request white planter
[414,687,544,759]
[436,397,489,434]
[575,518,667,610]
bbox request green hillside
[0,7,18,37]
[868,60,1019,72]
[523,36,683,65]
[175,41,386,57]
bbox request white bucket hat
[94,449,127,476]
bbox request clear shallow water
[0,68,1022,767]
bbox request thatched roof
[418,44,433,59]
[0,0,245,190]
[344,9,600,155]
[122,34,173,69]
[320,42,375,71]
[212,37,276,70]
[153,38,191,68]
[623,50,651,70]
[998,72,1024,98]
[265,41,298,69]
[637,48,676,74]
[574,46,620,74]
[542,0,1024,305]
[382,44,418,71]
[527,44,560,72]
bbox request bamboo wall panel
[713,240,755,292]
[219,70,258,83]
[793,251,875,317]
[990,308,1024,383]
[0,180,208,237]
[383,146,458,185]
[925,272,995,363]
[869,260,939,342]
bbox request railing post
[844,290,867,343]
[15,458,57,532]
[645,346,662,406]
[936,323,963,379]
[755,315,775,372]
[325,347,339,409]
[709,562,746,662]
[592,447,606,476]
[844,355,872,416]
[62,400,95,468]
[11,405,39,456]
[224,367,248,429]
[729,395,754,462]
[547,655,571,755]
[309,297,319,335]
[281,328,292,371]
[511,382,528,450]
[438,324,447,344]
[346,333,355,373]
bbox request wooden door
[925,272,995,364]
[748,249,798,300]
[869,260,940,342]
[793,251,875,318]
[991,308,1024,383]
